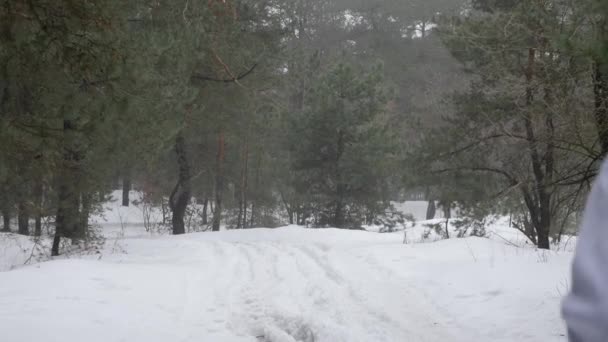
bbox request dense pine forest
[1,0,608,255]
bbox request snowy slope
[0,223,572,342]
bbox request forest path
[0,227,496,342]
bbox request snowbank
[0,233,50,271]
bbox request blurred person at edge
[563,161,608,342]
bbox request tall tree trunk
[537,216,551,249]
[212,130,225,232]
[236,141,244,229]
[169,132,191,235]
[34,213,42,237]
[593,60,608,158]
[442,201,451,238]
[17,201,28,235]
[334,130,346,228]
[240,139,249,228]
[237,199,243,229]
[53,119,81,256]
[1,207,10,232]
[202,198,208,225]
[54,177,69,256]
[34,182,43,237]
[122,169,131,207]
[280,192,294,225]
[426,200,436,220]
[249,202,255,228]
[523,47,553,250]
[249,152,262,228]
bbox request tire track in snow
[335,245,475,342]
[292,243,412,341]
[121,235,474,342]
[249,242,401,342]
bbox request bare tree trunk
[280,192,294,225]
[32,167,44,237]
[443,202,451,238]
[53,119,81,256]
[241,139,249,228]
[523,47,553,250]
[122,169,131,207]
[593,60,608,158]
[235,139,249,229]
[201,198,208,225]
[334,131,346,228]
[426,200,436,220]
[237,199,243,229]
[249,202,255,228]
[212,130,225,232]
[17,201,28,235]
[169,132,191,235]
[1,207,10,232]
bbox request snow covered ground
[0,197,574,342]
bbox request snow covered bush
[423,222,448,239]
[375,211,415,233]
[452,217,488,238]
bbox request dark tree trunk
[249,153,262,228]
[280,192,294,225]
[212,130,225,232]
[442,202,451,238]
[1,207,10,232]
[53,119,81,256]
[169,132,191,235]
[237,202,243,229]
[537,219,550,250]
[53,183,67,256]
[122,170,131,207]
[34,211,42,237]
[522,47,554,250]
[51,234,61,256]
[426,200,436,220]
[249,202,255,228]
[593,60,608,158]
[333,131,346,228]
[34,180,43,237]
[236,143,245,229]
[202,198,208,225]
[17,201,28,235]
[240,140,249,228]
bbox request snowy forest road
[0,226,566,342]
